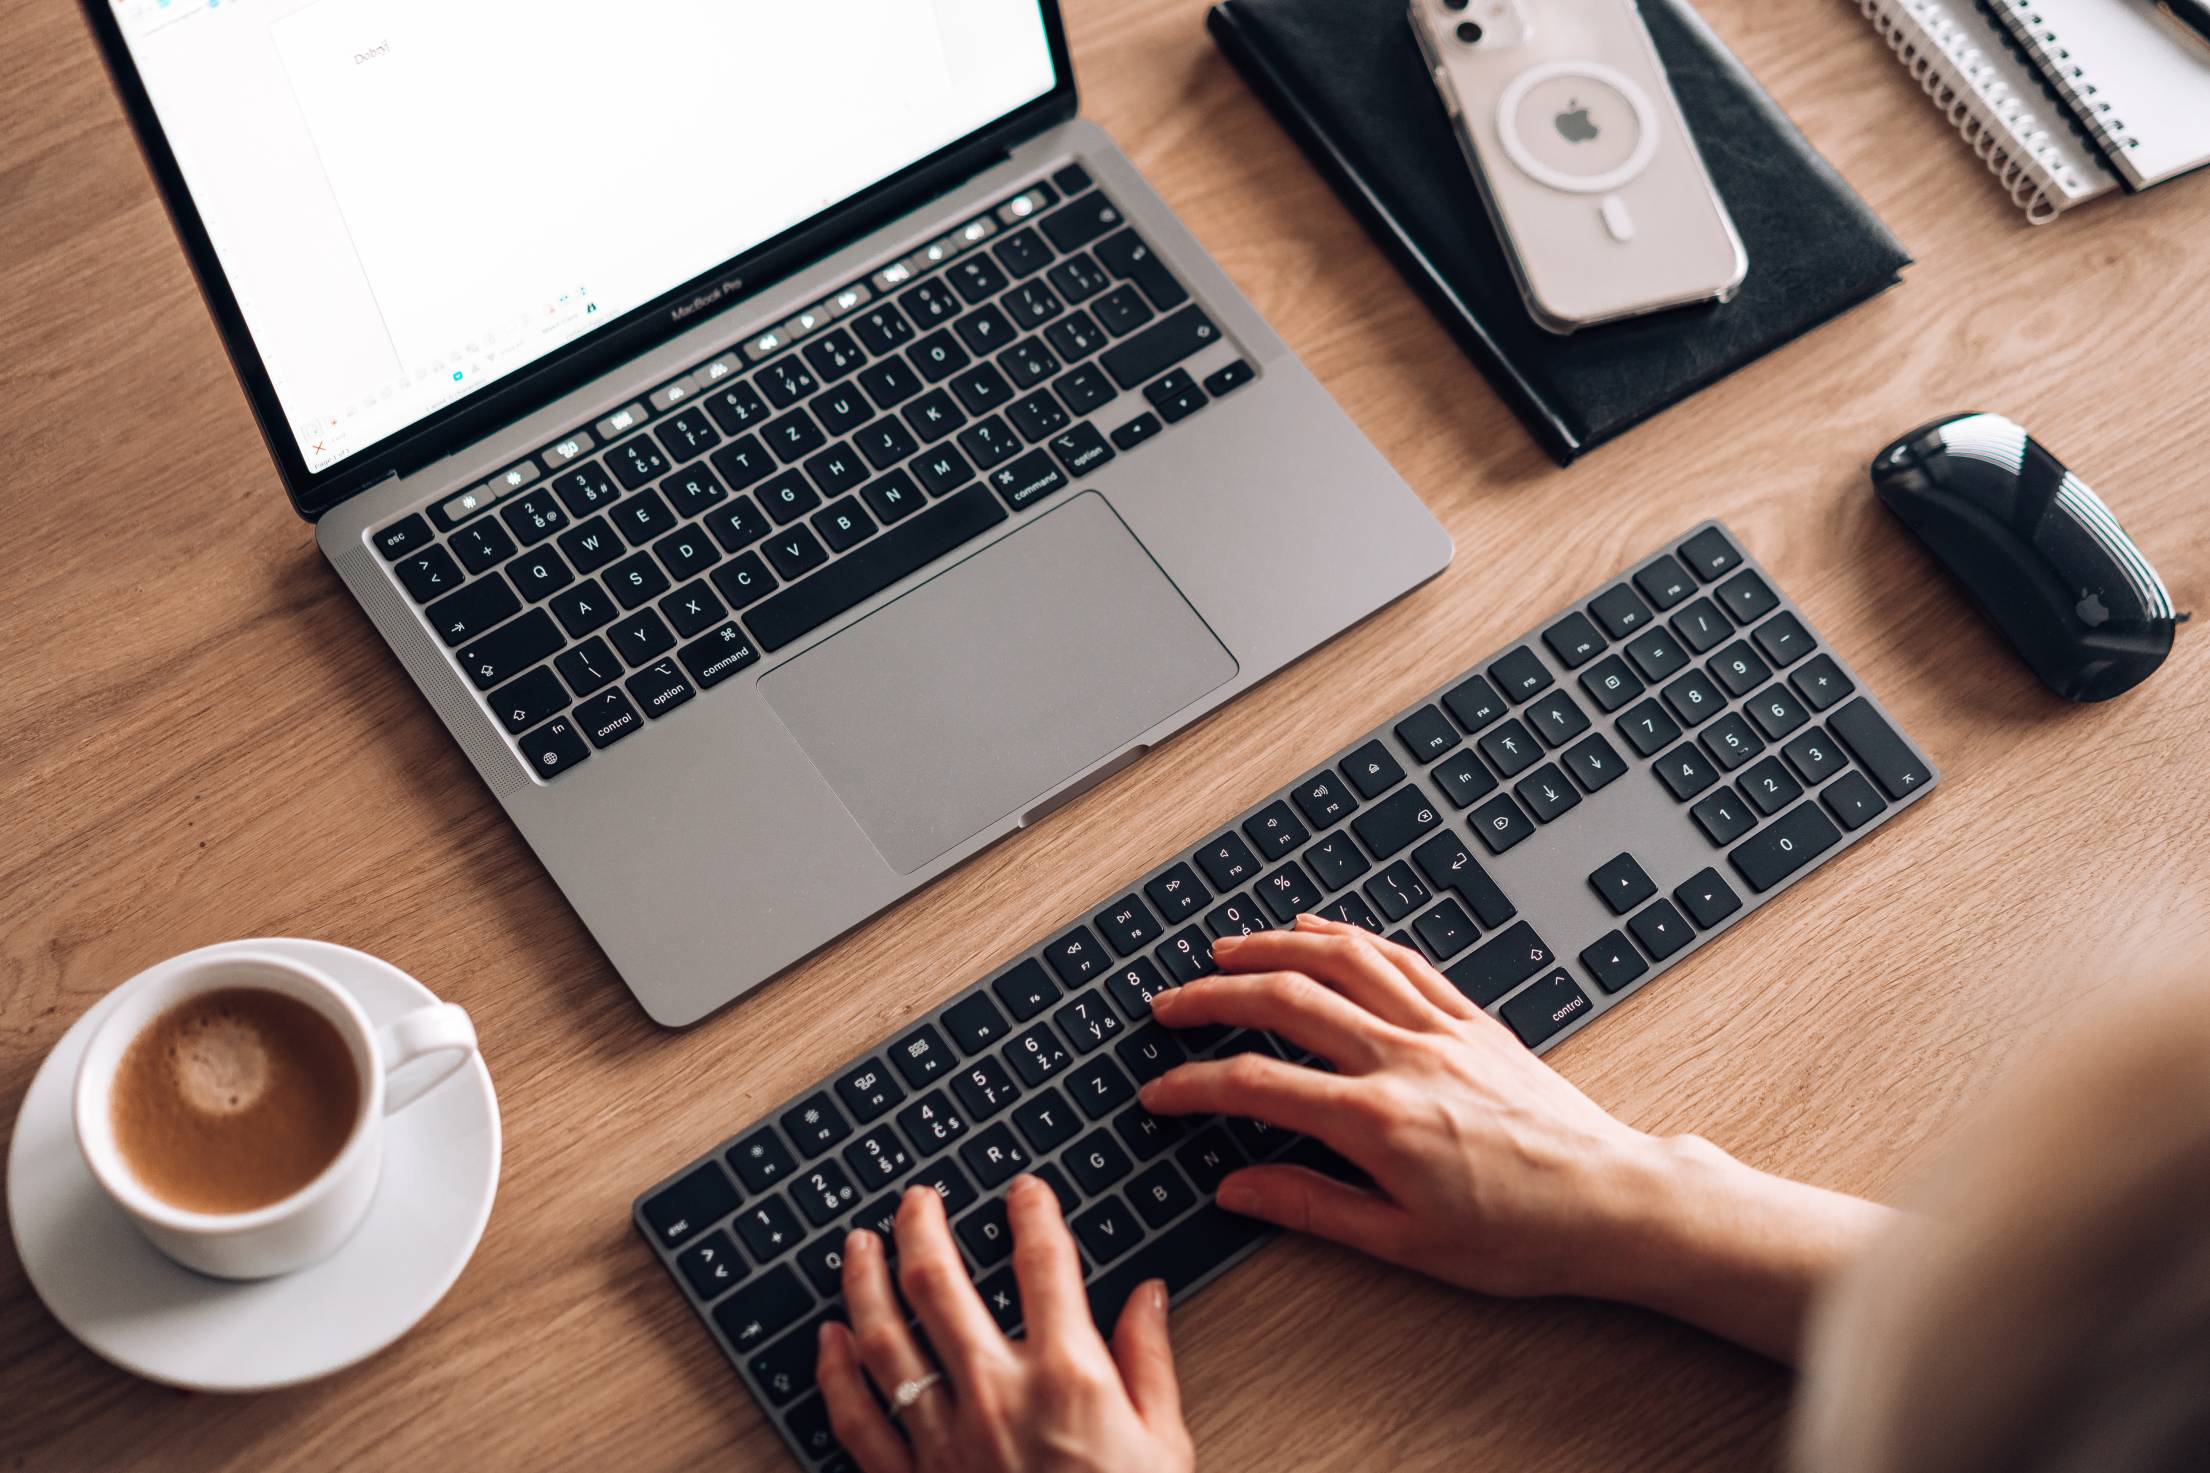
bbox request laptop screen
[108,0,1060,479]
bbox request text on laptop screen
[111,0,1059,476]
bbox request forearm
[1587,1134,1898,1365]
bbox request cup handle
[375,1003,479,1116]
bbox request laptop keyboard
[631,522,1939,1470]
[364,162,1253,780]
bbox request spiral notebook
[1855,0,2210,221]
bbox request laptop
[84,0,1452,1026]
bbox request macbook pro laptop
[85,0,1452,1025]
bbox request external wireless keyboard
[633,521,1939,1469]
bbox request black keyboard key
[1292,771,1359,828]
[1514,765,1580,823]
[1589,852,1656,915]
[1625,627,1691,683]
[858,356,925,412]
[642,1163,740,1249]
[1304,831,1371,891]
[1107,412,1162,453]
[1433,748,1499,808]
[1104,958,1173,1023]
[605,551,671,610]
[710,436,776,492]
[758,358,819,409]
[426,576,521,646]
[745,485,1007,652]
[1196,831,1262,892]
[1586,583,1653,639]
[1746,684,1812,741]
[1095,895,1162,958]
[1045,928,1110,990]
[763,408,827,464]
[1469,793,1534,853]
[1655,742,1720,800]
[730,1128,800,1195]
[704,380,773,435]
[1412,832,1516,927]
[1679,527,1742,581]
[853,417,921,471]
[1782,727,1847,786]
[1729,800,1843,892]
[889,1023,955,1088]
[1067,1130,1133,1196]
[1562,732,1625,793]
[1739,756,1803,816]
[782,1095,852,1156]
[1671,598,1731,654]
[1444,674,1507,733]
[1114,1025,1184,1084]
[1364,861,1430,923]
[834,1060,904,1122]
[803,327,866,383]
[1790,653,1856,711]
[1445,921,1553,1006]
[1821,769,1889,830]
[1007,1024,1072,1086]
[1700,712,1765,771]
[1395,705,1460,764]
[711,1265,810,1356]
[994,226,1055,278]
[896,1091,968,1158]
[1751,611,1813,668]
[952,1056,1021,1121]
[957,415,1022,471]
[1634,554,1696,609]
[518,716,589,778]
[1579,932,1648,994]
[1710,641,1772,698]
[1048,249,1110,303]
[501,489,569,546]
[1827,699,1932,800]
[852,302,916,356]
[655,527,720,584]
[1094,284,1155,337]
[992,958,1058,1021]
[489,667,568,736]
[1341,740,1406,799]
[1204,894,1270,939]
[394,544,464,604]
[1489,646,1553,701]
[1351,786,1441,859]
[1717,569,1779,625]
[1099,306,1221,390]
[1673,868,1743,929]
[1662,669,1727,728]
[843,1127,913,1190]
[677,1230,747,1302]
[1319,893,1384,933]
[950,253,1011,304]
[609,608,677,664]
[750,1312,833,1405]
[1084,1205,1270,1333]
[900,388,967,445]
[1113,1103,1183,1159]
[942,993,1011,1055]
[1142,863,1208,925]
[452,519,518,575]
[960,1124,1032,1188]
[1010,1087,1084,1154]
[1255,860,1323,923]
[373,514,433,560]
[988,448,1068,510]
[1690,787,1756,845]
[710,552,776,612]
[1579,654,1645,713]
[612,487,679,545]
[1477,717,1541,778]
[1007,388,1069,442]
[910,329,970,383]
[1242,802,1310,862]
[1499,970,1593,1049]
[902,279,962,328]
[1065,1054,1135,1121]
[811,497,877,554]
[457,609,561,691]
[1047,422,1114,478]
[1542,611,1607,668]
[1203,359,1254,398]
[1628,899,1693,960]
[1045,310,1108,363]
[1095,228,1189,311]
[1040,191,1123,251]
[609,435,670,489]
[1617,698,1682,757]
[732,1195,805,1263]
[678,621,760,689]
[1412,898,1479,962]
[1526,691,1590,748]
[574,688,643,749]
[802,445,869,500]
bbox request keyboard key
[605,551,671,610]
[458,609,562,690]
[896,1092,968,1157]
[1628,899,1693,960]
[1752,611,1814,667]
[373,514,432,560]
[1319,893,1384,933]
[960,1124,1032,1188]
[1104,959,1173,1024]
[1095,896,1162,958]
[1655,743,1720,800]
[1047,422,1114,478]
[1412,898,1478,961]
[518,716,589,778]
[952,1056,1021,1121]
[764,408,828,463]
[609,436,671,489]
[1499,970,1593,1048]
[1700,712,1765,771]
[1739,756,1803,815]
[1827,699,1932,800]
[710,552,777,611]
[489,668,568,736]
[1578,932,1647,994]
[1679,527,1742,581]
[1444,674,1507,733]
[1114,1025,1184,1084]
[1710,642,1772,698]
[1099,305,1220,389]
[1304,831,1371,891]
[1365,861,1431,923]
[1113,1103,1182,1159]
[1782,727,1847,786]
[1351,786,1441,859]
[834,1060,904,1123]
[1543,611,1607,668]
[1662,669,1726,727]
[1624,627,1690,683]
[1109,413,1163,453]
[660,580,724,639]
[781,1095,852,1156]
[1616,699,1681,757]
[1083,1205,1269,1334]
[1007,1024,1072,1086]
[1671,598,1731,654]
[1412,832,1516,928]
[1195,831,1262,892]
[942,992,1011,1054]
[1064,1054,1135,1121]
[1477,718,1541,777]
[1690,788,1756,845]
[989,448,1068,510]
[678,621,761,689]
[1673,868,1743,928]
[731,1194,805,1265]
[1239,802,1309,863]
[745,485,1008,652]
[1790,653,1856,711]
[1562,733,1624,793]
[1255,861,1323,923]
[1729,800,1843,892]
[1293,771,1359,828]
[609,608,677,664]
[502,489,569,545]
[730,1129,800,1195]
[705,380,774,435]
[1589,853,1656,915]
[1203,360,1255,398]
[1095,228,1189,312]
[1067,1130,1134,1196]
[1525,691,1590,748]
[1488,646,1553,701]
[992,958,1058,1021]
[1445,921,1553,1006]
[843,1127,913,1189]
[1055,989,1123,1054]
[1746,684,1811,741]
[711,1265,809,1355]
[1579,655,1645,713]
[1588,584,1654,639]
[641,1162,740,1249]
[750,1312,833,1405]
[1146,370,1205,423]
[1717,569,1779,626]
[677,1230,747,1301]
[1433,748,1498,807]
[949,363,1015,417]
[890,1024,955,1087]
[1399,705,1465,765]
[1633,554,1696,609]
[1204,894,1270,939]
[452,520,518,575]
[1820,769,1889,830]
[426,576,521,646]
[1513,765,1580,823]
[1469,793,1534,853]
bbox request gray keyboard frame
[633,519,1940,1468]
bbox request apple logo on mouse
[2077,591,2110,628]
[1555,100,1599,144]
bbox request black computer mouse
[1870,412,2181,702]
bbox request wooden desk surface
[5,1,2207,1468]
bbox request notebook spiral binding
[1856,0,2066,222]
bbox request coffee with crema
[110,987,361,1215]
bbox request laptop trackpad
[761,493,1236,875]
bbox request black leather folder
[1207,0,1911,464]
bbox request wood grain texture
[4,1,2207,1469]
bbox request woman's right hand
[1138,916,1892,1362]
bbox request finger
[1138,1053,1358,1149]
[1212,926,1441,1030]
[817,1322,916,1473]
[1150,971,1392,1068]
[1005,1174,1096,1345]
[840,1229,949,1441]
[1109,1279,1184,1432]
[893,1186,1007,1381]
[1214,1164,1414,1261]
[1296,914,1479,1020]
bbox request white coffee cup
[72,948,478,1280]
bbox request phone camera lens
[1455,20,1484,42]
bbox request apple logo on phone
[1554,100,1599,144]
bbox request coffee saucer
[6,938,501,1392]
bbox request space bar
[1085,1205,1272,1331]
[743,485,1009,652]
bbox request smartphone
[1408,0,1746,334]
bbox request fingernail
[818,1322,838,1352]
[1211,934,1243,954]
[1216,1180,1257,1213]
[846,1228,872,1256]
[1146,1279,1169,1311]
[1137,1078,1161,1104]
[1148,987,1176,1013]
